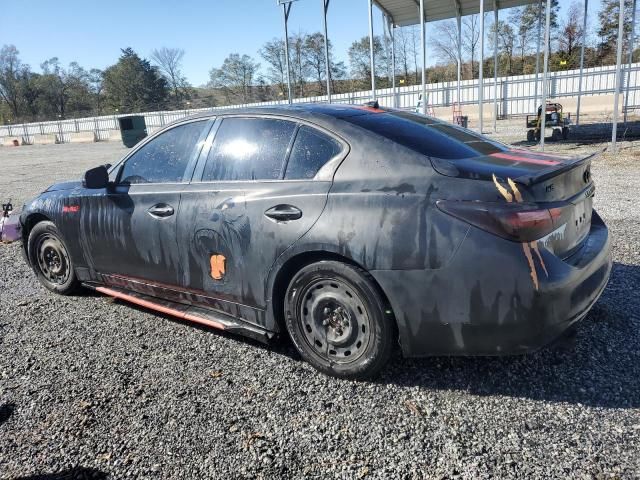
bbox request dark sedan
[20,104,611,378]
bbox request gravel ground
[1,137,639,479]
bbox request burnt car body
[20,104,612,378]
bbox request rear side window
[342,111,508,160]
[201,117,296,181]
[285,126,342,179]
[119,120,207,184]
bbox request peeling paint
[507,178,523,203]
[521,243,539,291]
[210,254,226,280]
[529,242,549,278]
[492,174,548,291]
[492,174,513,203]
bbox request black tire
[28,220,80,295]
[551,128,562,142]
[284,260,395,379]
[534,129,541,141]
[526,130,535,142]
[562,127,569,140]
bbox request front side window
[201,117,296,181]
[119,120,207,184]
[285,126,343,180]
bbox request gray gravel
[1,139,639,479]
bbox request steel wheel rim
[297,277,372,365]
[36,233,70,285]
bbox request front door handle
[147,203,174,218]
[264,204,302,222]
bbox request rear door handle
[264,204,302,222]
[147,203,174,218]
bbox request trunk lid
[431,149,600,258]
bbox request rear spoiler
[515,149,604,186]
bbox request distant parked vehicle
[527,102,571,142]
[118,115,147,148]
[19,104,611,379]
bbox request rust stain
[492,174,513,203]
[492,174,545,291]
[530,241,549,278]
[210,254,226,280]
[521,243,539,291]
[507,178,523,203]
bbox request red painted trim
[351,106,385,113]
[490,152,561,166]
[95,286,225,331]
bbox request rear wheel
[562,126,569,140]
[284,261,395,379]
[28,221,80,295]
[551,128,562,142]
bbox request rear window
[285,126,342,179]
[342,111,508,160]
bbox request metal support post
[322,0,332,102]
[493,1,499,132]
[624,0,637,123]
[534,0,542,114]
[479,0,485,133]
[368,0,376,101]
[612,0,626,152]
[420,0,426,114]
[282,1,293,104]
[576,0,588,125]
[539,0,551,150]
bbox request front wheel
[284,261,395,379]
[28,221,80,295]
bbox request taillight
[436,200,567,242]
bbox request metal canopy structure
[373,0,535,26]
[277,0,637,152]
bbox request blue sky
[2,0,602,87]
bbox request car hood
[44,180,82,192]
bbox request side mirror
[83,165,109,189]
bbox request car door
[79,118,212,289]
[177,116,347,329]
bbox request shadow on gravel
[14,467,108,480]
[117,300,302,361]
[380,262,640,409]
[0,402,15,426]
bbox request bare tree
[431,20,462,67]
[304,32,328,95]
[260,38,287,96]
[463,15,481,79]
[151,47,190,105]
[0,45,24,118]
[559,2,584,57]
[395,26,413,82]
[208,53,260,104]
[290,33,309,97]
[39,58,90,118]
[409,25,420,83]
[88,68,104,114]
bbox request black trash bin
[454,115,469,128]
[118,115,147,148]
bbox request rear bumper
[372,211,612,357]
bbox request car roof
[181,103,385,124]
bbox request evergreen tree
[103,48,169,113]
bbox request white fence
[1,62,638,142]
